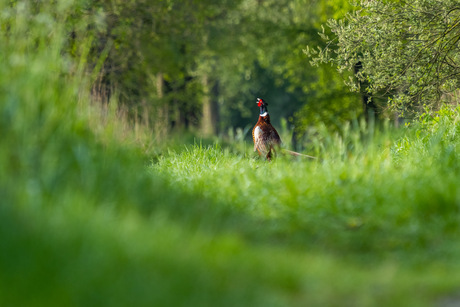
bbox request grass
[147,119,460,305]
[2,1,460,306]
[151,127,460,262]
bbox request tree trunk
[154,72,169,140]
[201,74,219,136]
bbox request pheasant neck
[258,114,271,123]
[259,104,269,117]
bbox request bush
[309,0,460,115]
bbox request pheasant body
[252,98,281,161]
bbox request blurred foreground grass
[2,1,460,306]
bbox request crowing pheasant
[252,97,317,161]
[252,98,281,161]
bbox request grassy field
[2,1,460,306]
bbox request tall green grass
[2,1,460,306]
[150,112,460,305]
[152,117,460,261]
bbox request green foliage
[79,0,360,134]
[205,0,362,131]
[309,0,460,116]
[294,66,361,133]
[394,105,460,165]
[85,0,218,116]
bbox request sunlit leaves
[310,0,460,116]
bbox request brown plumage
[252,98,281,161]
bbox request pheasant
[252,97,316,161]
[252,98,281,161]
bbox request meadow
[2,1,460,306]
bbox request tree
[309,0,460,118]
[203,0,360,135]
[81,0,361,138]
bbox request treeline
[69,0,359,140]
[69,0,460,141]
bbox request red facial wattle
[257,99,263,107]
